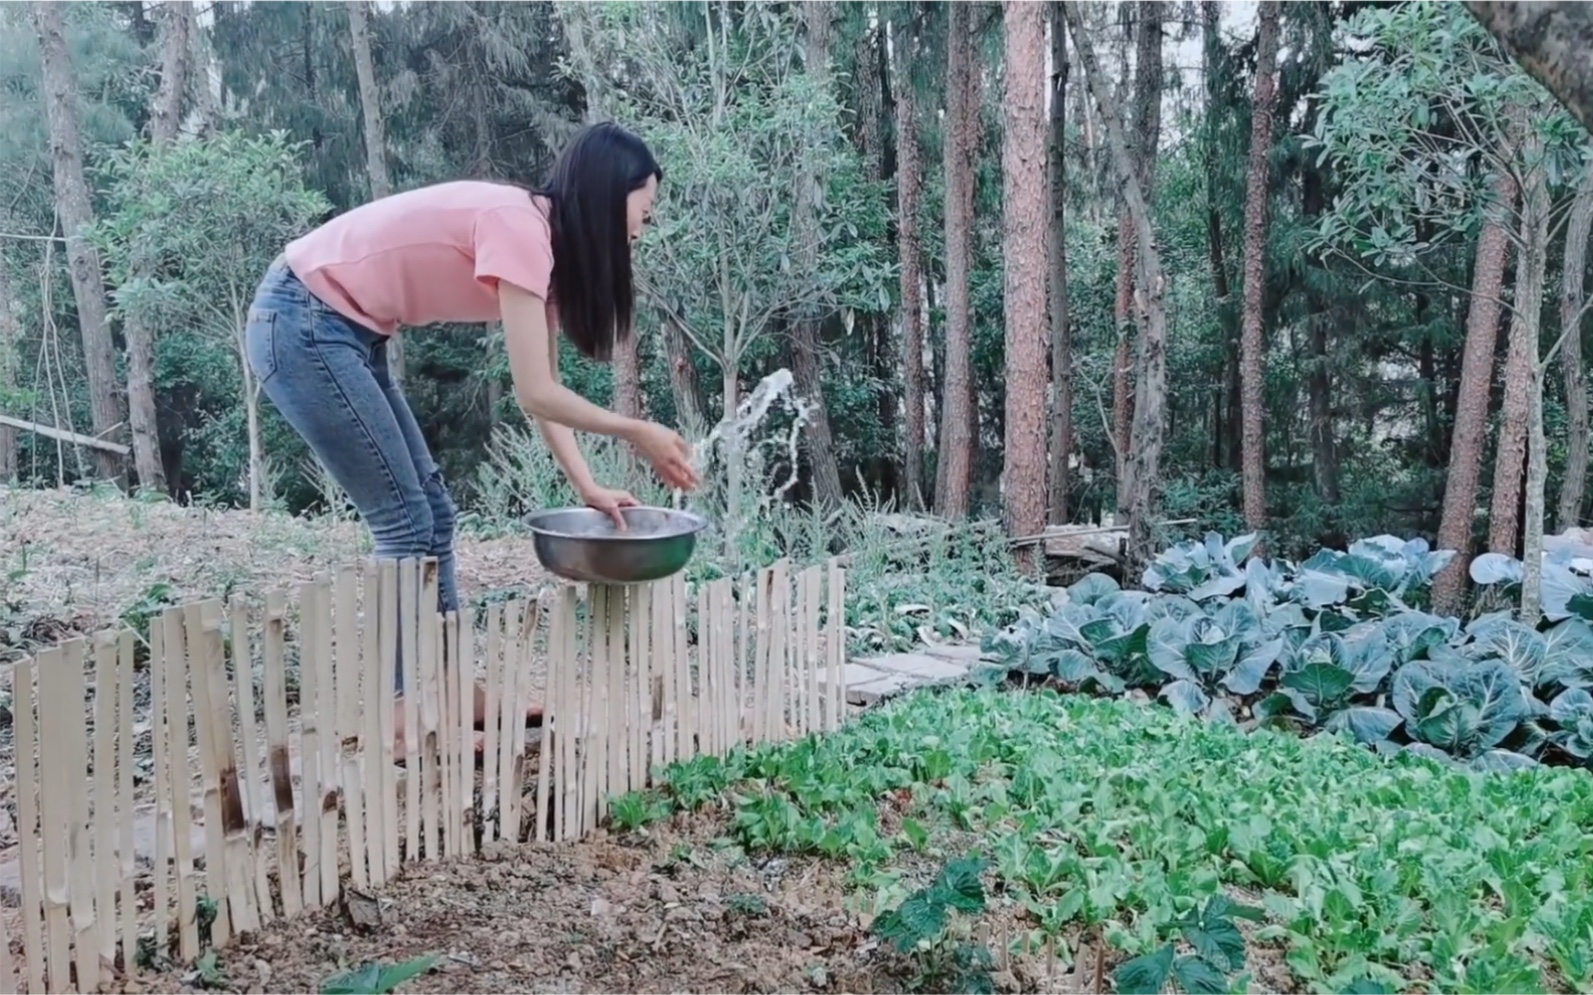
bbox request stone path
[834,642,995,707]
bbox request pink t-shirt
[283,180,556,336]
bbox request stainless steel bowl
[525,506,710,584]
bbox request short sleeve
[472,204,554,299]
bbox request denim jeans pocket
[244,307,280,386]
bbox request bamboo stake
[559,588,580,842]
[498,600,525,840]
[59,639,100,992]
[312,580,340,904]
[548,591,569,842]
[376,559,400,878]
[422,561,443,862]
[92,634,118,966]
[458,604,475,854]
[792,571,808,736]
[735,577,748,745]
[483,602,502,844]
[334,566,368,892]
[586,586,605,834]
[419,596,442,863]
[827,560,846,732]
[578,587,596,838]
[162,608,200,961]
[765,563,786,743]
[533,599,554,843]
[630,585,650,792]
[231,600,273,922]
[673,576,694,760]
[147,617,171,966]
[753,567,772,747]
[655,578,674,769]
[720,580,736,753]
[361,561,390,887]
[298,581,325,909]
[204,599,258,936]
[13,660,44,994]
[116,630,138,971]
[33,645,69,991]
[805,567,823,738]
[700,582,717,758]
[399,557,420,862]
[262,589,302,918]
[184,602,231,946]
[604,586,625,807]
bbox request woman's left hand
[580,485,641,529]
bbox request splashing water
[672,367,814,513]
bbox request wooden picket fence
[1,554,846,994]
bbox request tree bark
[121,0,190,496]
[1489,124,1544,558]
[348,0,407,386]
[1063,2,1170,577]
[934,1,979,521]
[1431,159,1520,614]
[788,0,845,510]
[1238,0,1280,537]
[31,0,127,484]
[893,7,928,511]
[1517,133,1554,619]
[1112,1,1164,518]
[1047,1,1073,525]
[1463,2,1593,133]
[0,262,19,483]
[1002,0,1048,570]
[1556,164,1593,530]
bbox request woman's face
[628,174,658,247]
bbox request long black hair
[532,122,663,361]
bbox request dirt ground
[107,809,1169,995]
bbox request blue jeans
[244,258,458,693]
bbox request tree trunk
[348,0,407,387]
[1464,2,1593,133]
[934,1,979,521]
[1517,134,1553,618]
[0,262,18,483]
[1430,160,1520,614]
[1113,1,1165,517]
[664,317,708,434]
[1489,126,1544,558]
[789,0,845,510]
[894,9,928,511]
[31,1,127,484]
[1002,0,1048,570]
[1556,164,1593,531]
[121,0,190,496]
[1238,0,1280,537]
[1047,1,1073,525]
[1063,2,1170,577]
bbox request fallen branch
[0,414,130,456]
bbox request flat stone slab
[863,653,971,682]
[817,662,895,687]
[921,643,994,665]
[846,672,918,707]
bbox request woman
[245,122,699,752]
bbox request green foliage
[642,686,1593,992]
[1113,895,1264,995]
[986,531,1593,774]
[1308,0,1584,269]
[319,956,439,995]
[871,855,995,994]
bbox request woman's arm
[500,279,643,439]
[532,322,601,496]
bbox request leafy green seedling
[873,855,994,994]
[1113,894,1264,994]
[320,955,439,994]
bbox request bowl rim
[525,505,710,542]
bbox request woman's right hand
[626,420,700,491]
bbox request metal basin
[525,506,709,584]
